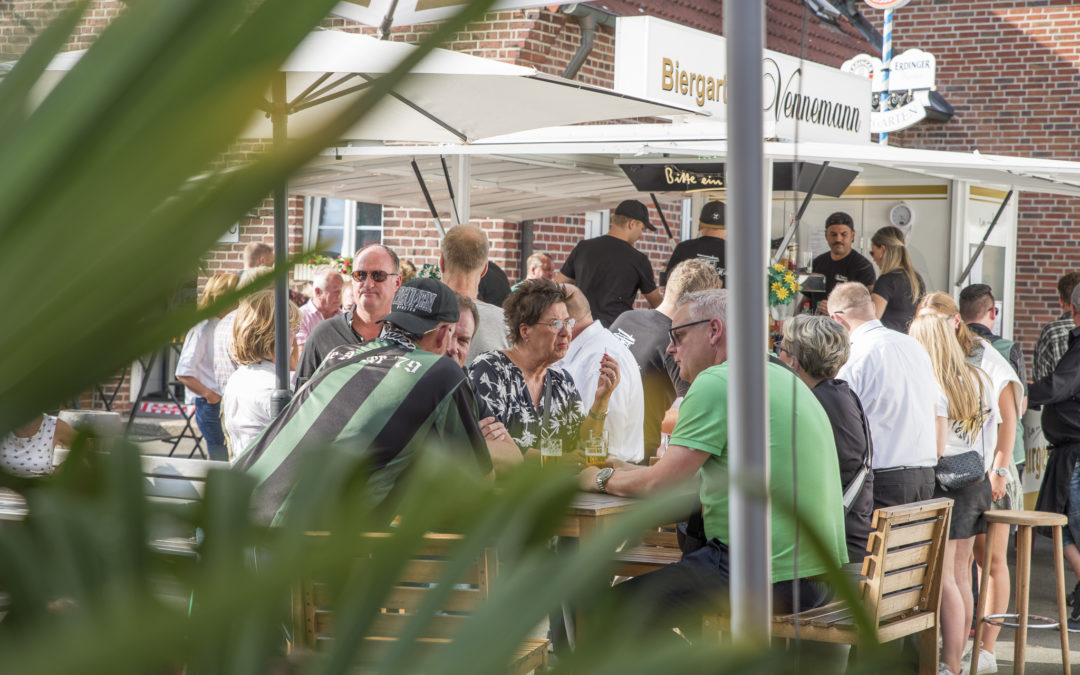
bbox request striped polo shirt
[235,337,491,525]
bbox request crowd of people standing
[140,201,1080,671]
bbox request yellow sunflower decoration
[768,261,801,307]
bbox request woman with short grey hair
[777,314,874,566]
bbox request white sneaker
[973,649,997,674]
[938,663,957,675]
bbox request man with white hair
[828,281,943,509]
[579,289,847,628]
[440,224,508,364]
[512,252,554,291]
[554,284,645,463]
[296,266,343,348]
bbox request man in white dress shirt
[554,284,645,463]
[296,266,343,347]
[828,282,944,509]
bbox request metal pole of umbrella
[725,0,771,643]
[271,73,292,416]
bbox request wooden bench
[770,498,953,675]
[294,532,548,673]
[612,524,684,577]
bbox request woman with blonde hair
[223,289,301,459]
[909,314,996,675]
[869,226,924,332]
[918,291,1023,673]
[175,272,239,461]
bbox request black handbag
[935,449,986,491]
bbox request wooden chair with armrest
[769,497,953,675]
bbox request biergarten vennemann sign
[614,16,872,145]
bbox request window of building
[303,197,383,257]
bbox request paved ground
[132,415,1078,672]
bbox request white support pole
[455,154,472,225]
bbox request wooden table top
[566,492,638,516]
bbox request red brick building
[4,0,1076,406]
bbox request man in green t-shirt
[580,289,848,631]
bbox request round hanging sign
[863,0,914,9]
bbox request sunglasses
[351,270,398,283]
[667,319,710,347]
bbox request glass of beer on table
[584,429,608,466]
[540,433,562,467]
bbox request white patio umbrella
[45,29,699,410]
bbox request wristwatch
[596,467,615,493]
[992,467,1010,477]
[588,408,608,421]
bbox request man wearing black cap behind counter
[235,277,492,526]
[806,211,876,313]
[556,199,663,327]
[661,200,728,286]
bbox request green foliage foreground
[0,1,900,672]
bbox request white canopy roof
[43,31,701,145]
[289,123,1080,222]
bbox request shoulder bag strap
[842,392,874,513]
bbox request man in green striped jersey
[235,278,492,526]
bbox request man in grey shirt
[440,224,509,364]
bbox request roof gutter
[560,4,617,80]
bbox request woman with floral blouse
[468,279,619,460]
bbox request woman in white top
[0,413,76,477]
[223,289,300,460]
[176,272,239,461]
[910,314,997,675]
[919,292,1023,673]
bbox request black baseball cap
[699,201,725,227]
[614,199,656,231]
[825,211,854,230]
[378,278,460,336]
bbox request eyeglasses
[352,270,398,283]
[667,319,710,347]
[774,342,793,358]
[534,318,575,332]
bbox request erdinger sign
[614,16,871,145]
[842,49,936,133]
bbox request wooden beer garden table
[557,492,639,539]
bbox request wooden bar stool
[970,510,1071,675]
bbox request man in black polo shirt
[556,199,662,327]
[806,211,876,313]
[661,200,727,286]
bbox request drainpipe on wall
[559,4,617,80]
[519,220,534,281]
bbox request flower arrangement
[768,261,801,307]
[305,254,353,275]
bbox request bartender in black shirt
[661,200,727,286]
[806,211,876,313]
